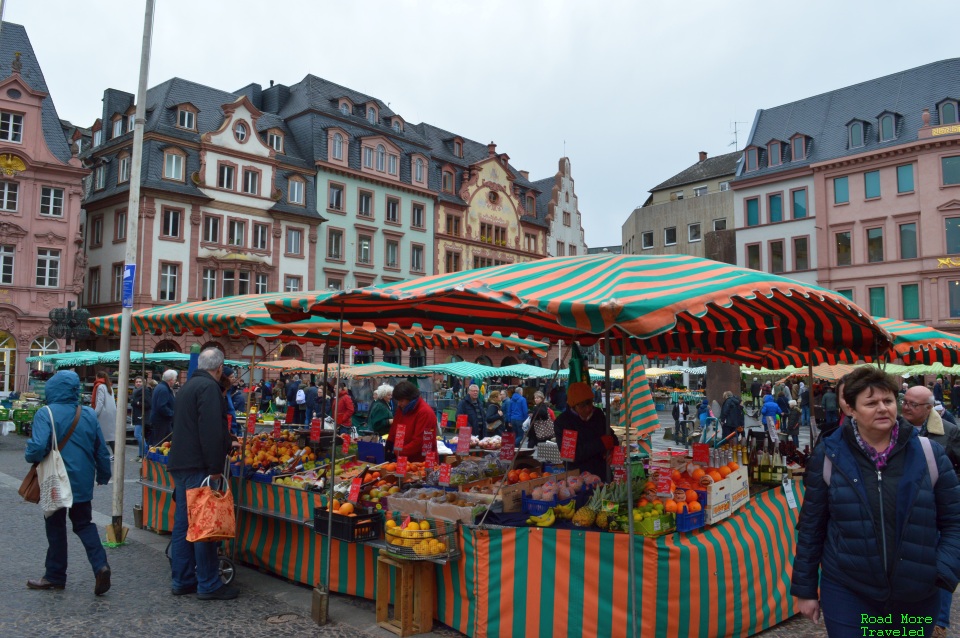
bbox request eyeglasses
[901,400,932,410]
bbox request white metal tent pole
[110,0,155,542]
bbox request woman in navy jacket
[792,367,960,636]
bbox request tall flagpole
[110,0,156,542]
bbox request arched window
[849,122,864,148]
[154,340,181,353]
[442,170,454,193]
[367,107,377,124]
[942,102,958,125]
[392,121,401,133]
[332,133,343,160]
[415,158,424,183]
[448,355,464,363]
[340,103,350,116]
[280,344,302,359]
[30,337,59,371]
[880,114,895,141]
[383,348,401,365]
[353,349,372,364]
[475,355,492,366]
[409,347,426,368]
[200,341,225,354]
[376,145,385,172]
[500,356,518,367]
[234,121,248,142]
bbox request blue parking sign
[121,264,136,308]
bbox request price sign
[692,443,710,464]
[394,424,407,451]
[611,446,625,468]
[310,418,322,442]
[247,415,256,435]
[500,433,516,460]
[342,434,350,456]
[402,515,412,529]
[456,414,468,429]
[655,468,673,494]
[440,412,449,429]
[438,463,452,486]
[425,451,438,470]
[226,414,233,434]
[456,426,472,455]
[347,477,362,503]
[613,467,627,482]
[273,421,281,439]
[560,429,578,461]
[396,456,408,475]
[422,428,434,456]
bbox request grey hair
[162,369,177,383]
[534,391,544,400]
[374,384,394,400]
[468,384,479,392]
[197,348,225,371]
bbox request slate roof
[735,58,960,180]
[650,151,740,192]
[0,22,73,164]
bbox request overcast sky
[6,0,957,248]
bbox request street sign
[121,264,136,308]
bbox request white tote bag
[37,406,73,517]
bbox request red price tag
[402,515,411,529]
[342,434,350,455]
[456,426,472,455]
[348,477,362,503]
[310,419,321,442]
[456,414,468,429]
[422,429,434,457]
[273,421,281,439]
[692,443,710,464]
[655,469,673,493]
[247,416,256,435]
[499,433,516,461]
[396,456,408,475]
[440,412,449,429]
[560,429,578,461]
[425,451,438,470]
[438,463,452,486]
[394,424,407,451]
[613,467,627,482]
[611,446,625,468]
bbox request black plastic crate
[313,508,383,543]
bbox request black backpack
[672,403,680,420]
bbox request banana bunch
[526,508,556,527]
[554,501,576,521]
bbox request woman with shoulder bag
[528,391,555,445]
[92,371,117,460]
[485,391,505,436]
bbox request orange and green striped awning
[875,316,960,365]
[266,254,892,367]
[87,293,548,356]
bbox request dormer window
[177,108,195,130]
[93,129,102,146]
[127,115,135,133]
[392,121,402,133]
[879,114,896,142]
[234,121,248,142]
[768,141,782,167]
[442,169,454,193]
[367,107,377,124]
[791,135,806,161]
[415,158,424,183]
[332,133,343,160]
[745,147,758,172]
[340,102,350,116]
[267,130,283,153]
[526,195,536,214]
[941,101,959,125]
[112,117,123,138]
[849,121,865,148]
[453,140,463,158]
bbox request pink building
[0,24,88,392]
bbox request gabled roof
[650,151,740,192]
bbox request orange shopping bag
[186,476,235,543]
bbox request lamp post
[47,301,91,352]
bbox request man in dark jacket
[750,378,762,406]
[304,381,320,424]
[456,384,485,437]
[719,391,744,443]
[149,370,177,445]
[952,380,960,419]
[131,376,151,461]
[167,348,237,600]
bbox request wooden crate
[376,554,435,637]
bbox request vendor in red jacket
[389,381,438,462]
[335,384,355,431]
[554,381,618,480]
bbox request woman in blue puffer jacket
[792,366,960,636]
[759,393,782,433]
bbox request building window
[792,137,805,161]
[203,216,220,243]
[162,208,181,238]
[40,187,64,217]
[768,194,783,223]
[388,154,398,175]
[868,286,886,316]
[358,190,373,217]
[386,240,399,268]
[834,176,849,204]
[367,107,377,124]
[556,241,565,256]
[445,214,460,236]
[0,111,23,142]
[849,122,864,148]
[93,130,102,146]
[177,109,195,130]
[671,190,684,201]
[693,186,708,197]
[218,164,235,190]
[746,244,761,270]
[768,142,781,167]
[340,103,350,116]
[454,140,462,157]
[415,158,424,183]
[284,276,301,293]
[268,132,283,153]
[233,121,248,142]
[386,197,399,223]
[288,178,304,205]
[286,229,302,255]
[90,216,103,246]
[745,148,758,171]
[864,170,881,199]
[164,151,184,181]
[794,237,809,271]
[641,231,653,249]
[237,271,250,295]
[941,102,958,125]
[951,281,960,318]
[328,183,343,210]
[93,166,107,191]
[242,169,259,195]
[770,240,784,273]
[117,155,130,183]
[445,251,461,273]
[879,115,895,142]
[442,170,454,193]
[791,189,807,219]
[411,245,424,272]
[688,223,701,242]
[363,147,373,168]
[0,244,12,284]
[222,270,235,297]
[562,211,571,226]
[328,229,343,260]
[110,264,122,302]
[357,235,371,264]
[36,249,60,287]
[664,227,677,246]
[201,268,217,300]
[901,283,920,321]
[255,274,268,295]
[228,220,245,246]
[899,222,917,259]
[947,218,960,254]
[713,218,727,231]
[331,133,343,160]
[524,233,536,252]
[866,227,884,263]
[836,231,852,266]
[376,145,386,172]
[746,198,759,226]
[526,195,536,214]
[943,156,960,186]
[252,223,269,250]
[87,267,100,304]
[112,118,123,138]
[897,164,914,193]
[115,210,126,241]
[719,181,730,191]
[393,120,402,133]
[412,203,424,228]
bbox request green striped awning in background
[414,361,503,380]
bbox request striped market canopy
[875,316,960,365]
[266,254,892,367]
[253,359,327,374]
[88,293,547,357]
[413,361,503,380]
[338,363,431,378]
[495,363,558,379]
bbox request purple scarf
[852,419,899,470]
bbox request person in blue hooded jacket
[24,370,112,596]
[760,394,782,434]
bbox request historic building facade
[532,157,587,258]
[0,24,88,392]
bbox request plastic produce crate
[521,491,572,516]
[313,508,383,543]
[675,509,705,532]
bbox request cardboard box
[702,474,734,525]
[727,467,750,513]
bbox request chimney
[699,151,707,162]
[519,170,529,179]
[922,108,931,128]
[488,141,497,157]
